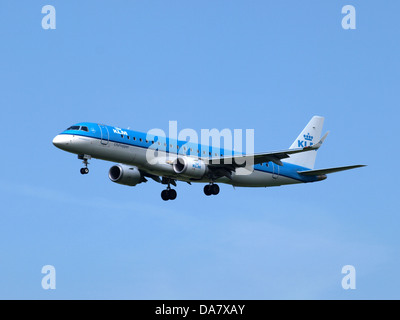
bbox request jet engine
[108,164,142,186]
[173,157,208,179]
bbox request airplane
[52,116,365,200]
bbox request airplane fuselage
[52,122,322,188]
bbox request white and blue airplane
[52,116,365,200]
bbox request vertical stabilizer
[284,116,324,169]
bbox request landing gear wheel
[161,189,177,201]
[204,184,220,196]
[161,190,169,201]
[204,185,212,196]
[168,189,177,200]
[80,168,89,175]
[211,184,220,195]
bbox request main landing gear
[78,154,91,175]
[161,188,177,201]
[161,179,177,201]
[204,183,220,196]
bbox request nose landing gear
[80,167,89,175]
[78,154,91,175]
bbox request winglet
[307,131,329,150]
[318,131,329,146]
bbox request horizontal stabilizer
[297,165,366,176]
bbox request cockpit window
[66,125,89,132]
[66,126,80,131]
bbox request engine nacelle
[173,157,207,179]
[108,164,142,186]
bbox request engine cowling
[173,157,207,179]
[108,164,142,186]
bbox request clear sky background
[0,1,398,299]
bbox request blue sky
[0,1,398,299]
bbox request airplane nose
[52,135,71,149]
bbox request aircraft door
[272,163,279,179]
[98,124,109,145]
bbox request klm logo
[298,133,313,148]
[192,162,202,169]
[113,127,128,136]
[304,133,313,141]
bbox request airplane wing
[297,164,366,176]
[205,132,329,168]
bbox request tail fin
[284,116,324,169]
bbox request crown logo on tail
[303,133,313,141]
